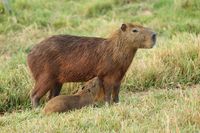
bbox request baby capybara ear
[121,24,127,32]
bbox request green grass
[1,86,200,132]
[0,0,200,132]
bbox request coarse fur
[43,77,104,115]
[27,23,156,107]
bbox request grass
[1,86,200,132]
[0,0,200,132]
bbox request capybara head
[120,23,156,48]
[78,77,104,101]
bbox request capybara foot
[112,97,119,103]
[112,96,120,105]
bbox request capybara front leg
[112,83,121,103]
[48,83,63,100]
[103,82,112,104]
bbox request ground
[0,0,200,132]
[1,86,200,132]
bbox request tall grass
[1,88,200,132]
[124,33,200,91]
[0,0,199,113]
[0,0,200,132]
[0,52,32,112]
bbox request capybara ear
[121,24,127,32]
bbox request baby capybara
[43,77,104,115]
[27,23,156,107]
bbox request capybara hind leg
[112,84,120,103]
[30,88,39,107]
[48,83,63,100]
[30,79,56,108]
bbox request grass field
[0,0,200,132]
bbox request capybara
[43,77,104,114]
[27,23,156,107]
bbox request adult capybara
[27,23,156,107]
[43,77,104,115]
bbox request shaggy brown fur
[27,23,156,107]
[43,77,104,115]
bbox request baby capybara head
[120,23,156,48]
[78,77,104,101]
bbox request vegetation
[0,0,199,132]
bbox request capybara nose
[152,32,156,43]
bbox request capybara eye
[132,29,138,33]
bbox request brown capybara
[27,23,156,107]
[43,77,104,115]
